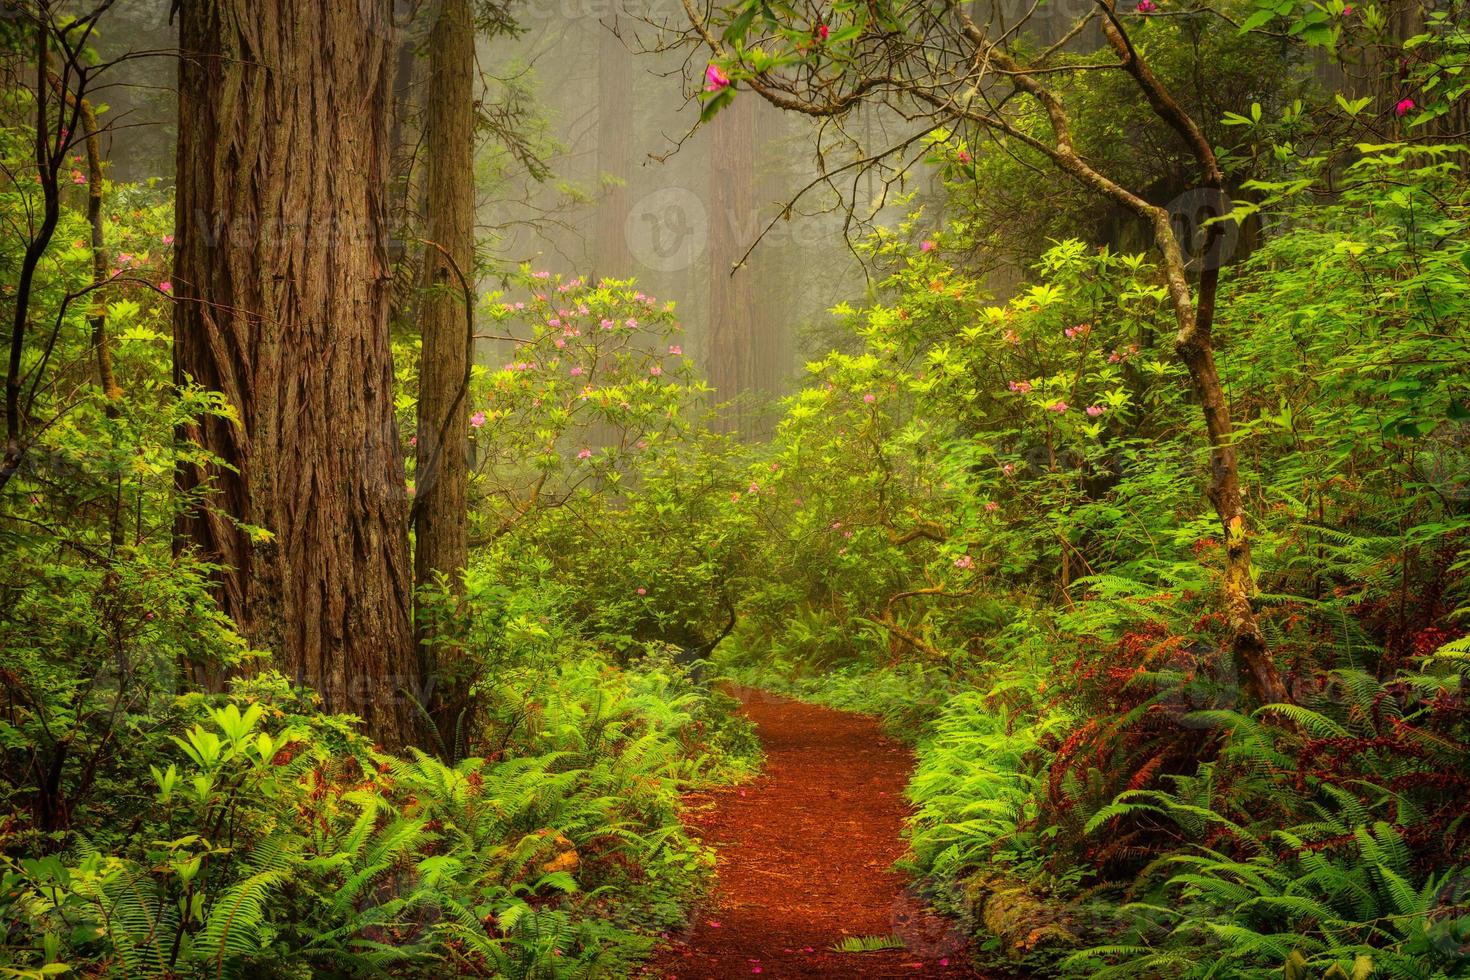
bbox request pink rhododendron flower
[1137,0,1157,11]
[1002,462,1016,476]
[554,338,566,349]
[1086,405,1106,417]
[636,587,647,596]
[71,170,86,185]
[816,23,829,40]
[532,271,551,280]
[600,318,615,330]
[954,555,975,569]
[548,317,562,328]
[668,344,682,355]
[863,393,877,404]
[985,501,1000,512]
[162,234,174,245]
[1396,97,1415,116]
[748,482,760,494]
[159,281,173,294]
[577,448,593,459]
[570,366,584,376]
[1049,401,1069,413]
[1008,380,1032,393]
[625,317,639,329]
[920,240,936,252]
[470,411,486,428]
[649,365,663,376]
[705,64,730,92]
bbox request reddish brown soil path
[647,687,995,979]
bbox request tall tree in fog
[596,22,633,279]
[173,0,422,748]
[707,94,761,433]
[414,0,476,737]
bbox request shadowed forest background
[1,0,1469,977]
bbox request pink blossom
[625,317,639,329]
[162,234,174,246]
[705,64,731,92]
[863,393,876,404]
[71,170,86,185]
[636,587,647,596]
[600,318,615,330]
[548,317,562,328]
[515,302,526,310]
[954,555,975,569]
[668,344,683,355]
[649,365,663,376]
[920,240,936,252]
[1137,0,1157,11]
[1002,463,1016,476]
[470,411,486,428]
[570,366,584,376]
[532,271,551,280]
[958,149,971,164]
[1395,97,1416,117]
[578,448,593,459]
[1342,3,1352,13]
[1049,401,1069,413]
[408,436,417,447]
[159,281,173,294]
[1008,380,1032,393]
[985,501,1000,512]
[816,23,829,41]
[554,338,567,349]
[748,482,760,494]
[1086,405,1106,417]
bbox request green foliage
[830,934,906,953]
[0,660,742,978]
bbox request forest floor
[647,687,1002,978]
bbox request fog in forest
[90,1,923,436]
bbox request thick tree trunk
[414,0,475,738]
[174,0,422,749]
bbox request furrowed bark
[174,0,423,749]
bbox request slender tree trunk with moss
[414,0,476,741]
[173,0,422,750]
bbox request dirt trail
[648,687,996,978]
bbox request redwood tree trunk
[414,0,475,737]
[174,0,422,749]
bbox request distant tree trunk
[414,0,476,740]
[708,93,759,434]
[173,0,422,749]
[595,22,633,280]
